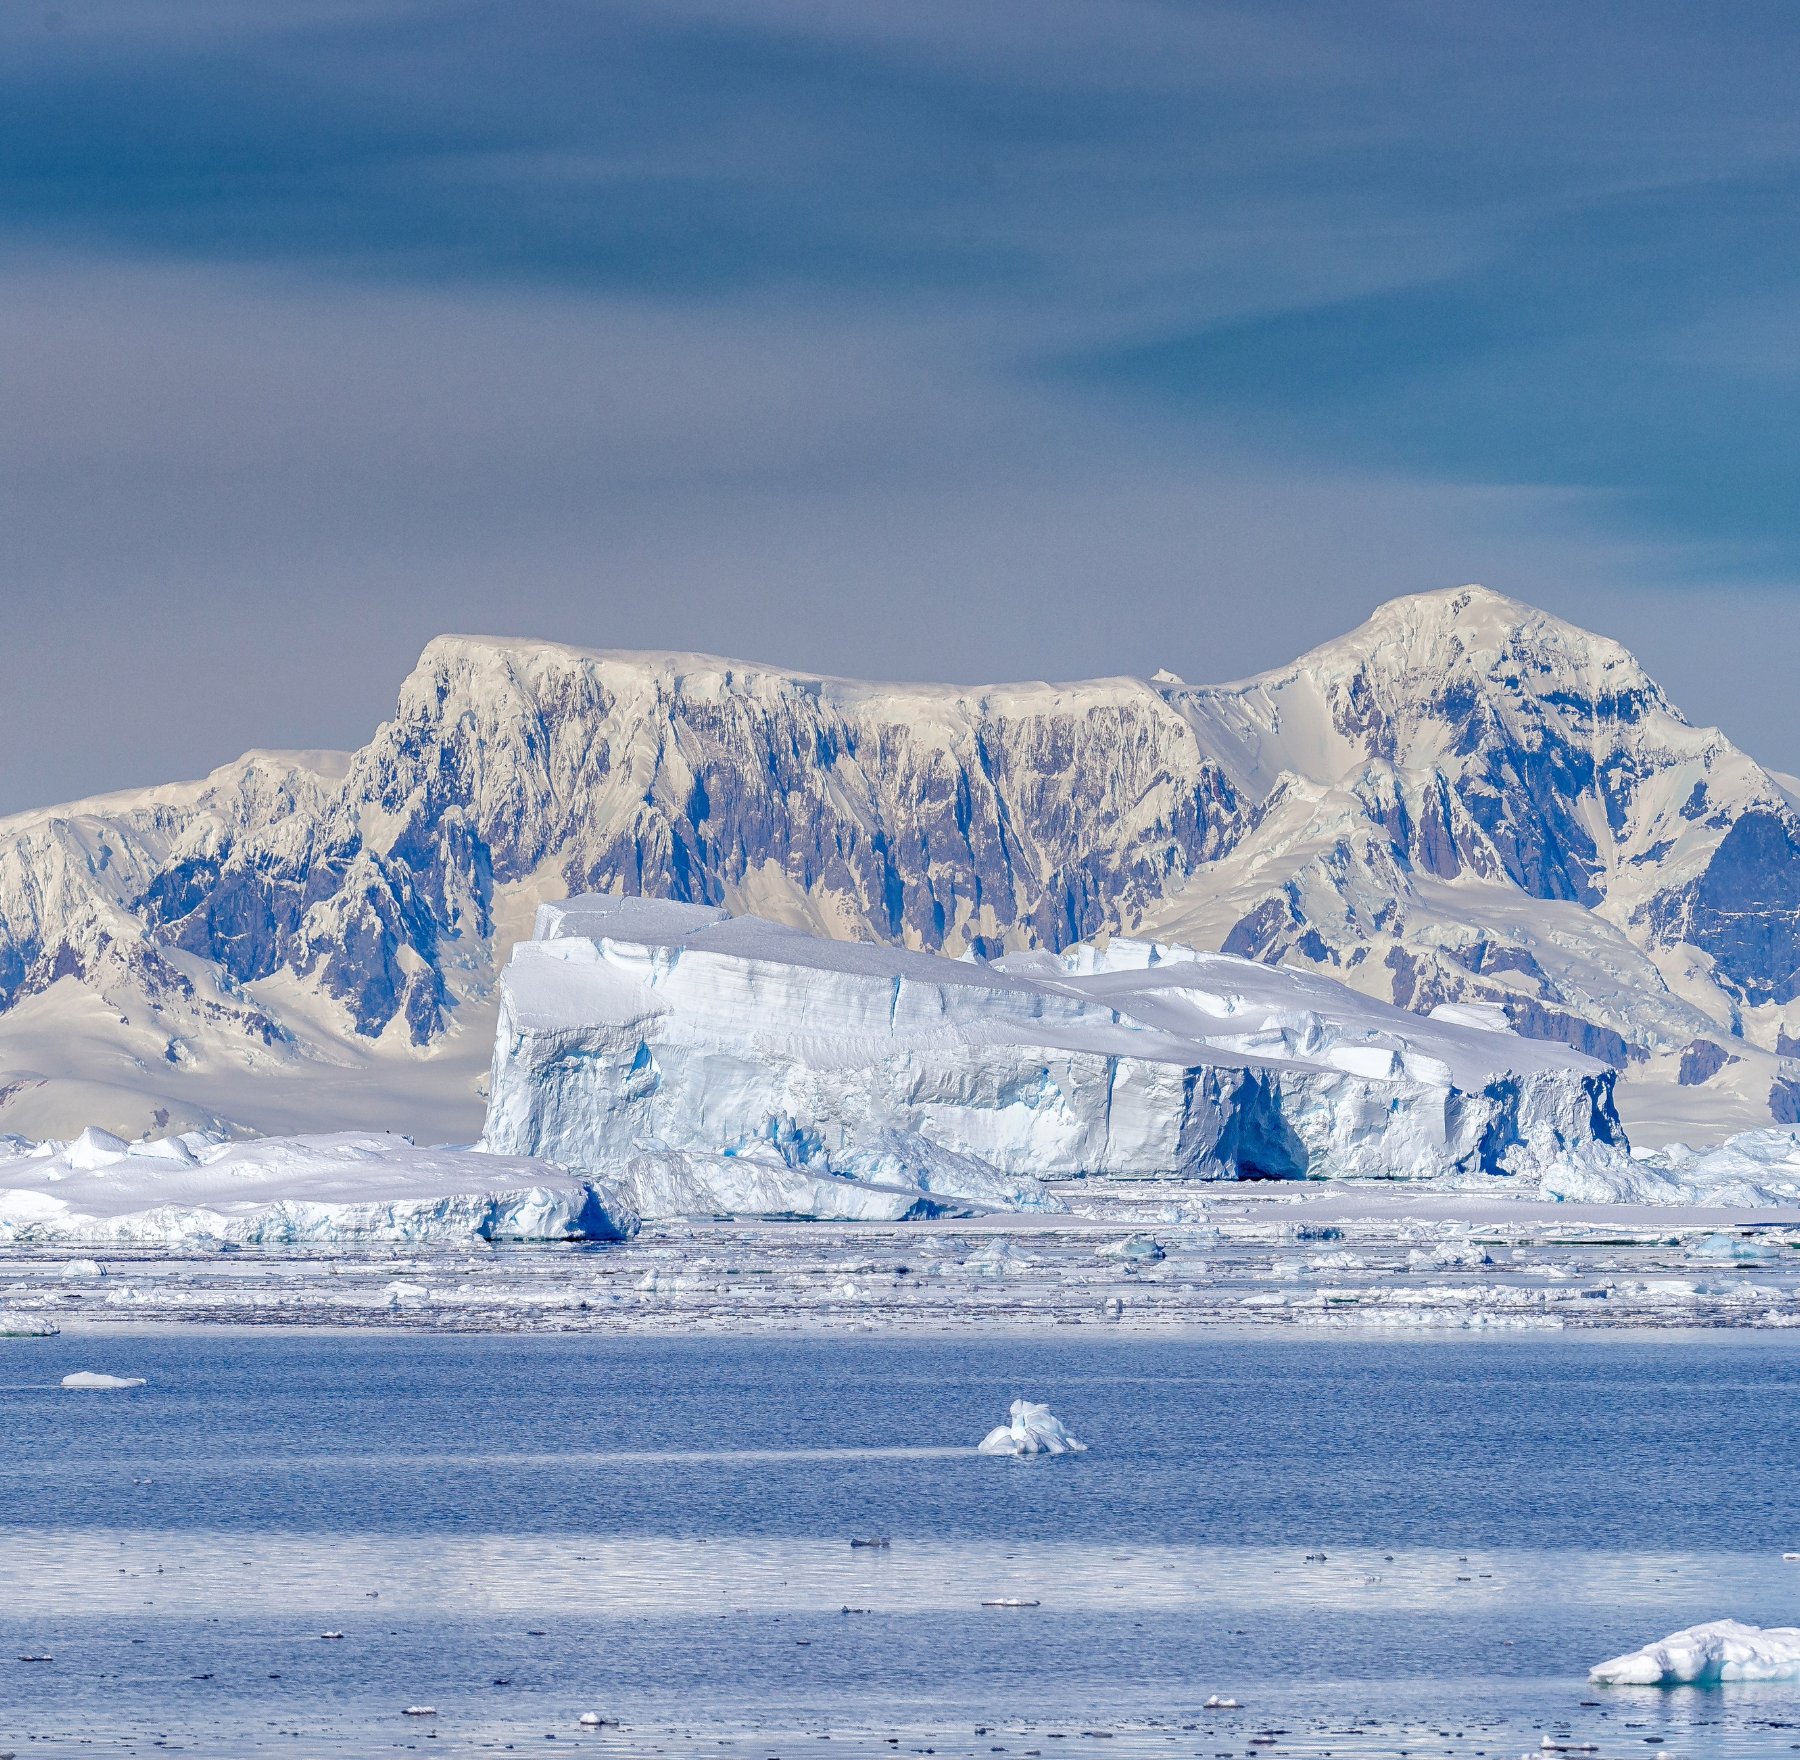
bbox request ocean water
[5,1328,1800,1758]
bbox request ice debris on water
[61,1372,145,1390]
[1095,1233,1163,1263]
[1589,1618,1800,1683]
[977,1397,1087,1456]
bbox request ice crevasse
[478,895,1626,1204]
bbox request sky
[5,0,1800,810]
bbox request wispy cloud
[3,1,1800,806]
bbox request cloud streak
[4,1,1800,805]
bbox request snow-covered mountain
[0,586,1795,1146]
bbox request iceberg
[1590,1619,1800,1684]
[480,897,1624,1199]
[1545,1130,1800,1207]
[977,1398,1088,1456]
[1096,1232,1164,1263]
[0,1129,634,1246]
[61,1371,146,1390]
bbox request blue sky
[4,0,1800,806]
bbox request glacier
[1590,1619,1800,1685]
[0,1126,635,1246]
[479,893,1625,1188]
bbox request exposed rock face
[0,587,1798,1142]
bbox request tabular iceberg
[977,1399,1087,1456]
[0,1127,633,1246]
[479,895,1624,1204]
[1590,1619,1800,1684]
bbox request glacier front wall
[479,906,1622,1186]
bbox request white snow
[977,1398,1088,1457]
[61,1372,146,1390]
[0,1129,633,1245]
[481,899,1620,1193]
[1590,1619,1800,1684]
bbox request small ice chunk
[0,1311,58,1337]
[62,1259,105,1281]
[1095,1233,1164,1263]
[1590,1618,1800,1684]
[61,1371,146,1390]
[964,1239,1036,1277]
[977,1397,1088,1456]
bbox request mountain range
[1,583,1794,1148]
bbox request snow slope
[2,589,1798,1144]
[478,894,1622,1186]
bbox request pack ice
[479,896,1625,1198]
[1590,1619,1800,1684]
[0,1127,632,1246]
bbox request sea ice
[1096,1232,1164,1263]
[61,1372,146,1390]
[1590,1618,1800,1684]
[977,1398,1088,1456]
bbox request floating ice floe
[963,1239,1036,1277]
[0,1311,57,1337]
[479,895,1624,1195]
[1590,1618,1800,1683]
[0,1129,636,1246]
[61,1372,146,1390]
[977,1398,1088,1456]
[1096,1232,1164,1263]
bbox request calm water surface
[4,1329,1800,1759]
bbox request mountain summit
[0,587,1793,1144]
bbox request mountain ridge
[0,585,1794,1147]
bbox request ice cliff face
[478,894,1622,1190]
[1,587,1797,1144]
